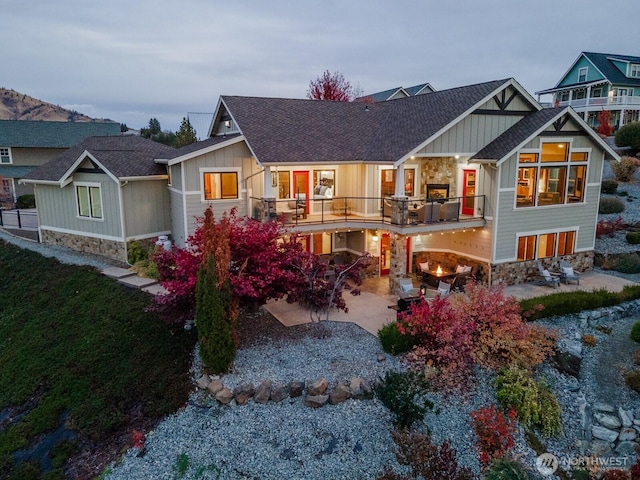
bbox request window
[630,64,640,78]
[517,236,536,261]
[517,230,576,262]
[591,88,602,98]
[578,67,588,83]
[516,143,588,208]
[0,148,11,164]
[313,170,335,199]
[380,168,417,197]
[560,92,570,102]
[203,172,238,200]
[76,184,102,219]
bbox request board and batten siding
[417,113,526,156]
[170,189,187,246]
[37,172,122,239]
[121,179,171,239]
[170,164,182,192]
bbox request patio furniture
[423,202,441,223]
[382,199,392,217]
[437,280,451,296]
[559,260,580,285]
[537,263,560,288]
[440,201,460,221]
[396,277,420,299]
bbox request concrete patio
[264,271,638,335]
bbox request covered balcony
[251,194,486,234]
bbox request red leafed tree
[287,251,372,334]
[152,207,305,324]
[307,70,356,101]
[597,109,614,137]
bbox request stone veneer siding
[389,233,408,294]
[41,230,127,265]
[419,157,460,198]
[490,251,594,286]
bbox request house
[22,78,619,289]
[0,120,121,206]
[536,52,640,130]
[355,82,436,102]
[21,136,174,262]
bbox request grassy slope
[0,241,195,478]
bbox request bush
[470,404,517,468]
[581,334,597,347]
[603,470,630,480]
[599,196,626,214]
[613,253,640,274]
[611,155,640,182]
[15,194,35,209]
[625,371,640,393]
[378,430,474,480]
[376,370,432,428]
[484,458,532,480]
[492,364,561,437]
[601,179,619,194]
[521,285,640,321]
[627,232,640,245]
[631,322,640,343]
[596,217,625,238]
[378,322,418,355]
[615,122,640,151]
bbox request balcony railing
[251,195,485,229]
[556,96,640,109]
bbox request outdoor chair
[423,202,441,223]
[440,201,460,221]
[382,199,393,217]
[437,280,451,296]
[396,278,420,299]
[559,260,580,285]
[537,263,560,288]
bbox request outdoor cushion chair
[396,278,420,299]
[440,201,460,221]
[423,202,441,223]
[437,280,451,296]
[559,260,580,285]
[537,263,560,288]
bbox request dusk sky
[3,0,639,133]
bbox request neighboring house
[354,82,435,102]
[0,120,121,206]
[21,78,618,287]
[21,136,173,263]
[536,52,640,129]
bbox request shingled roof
[222,79,513,165]
[23,135,175,183]
[0,120,121,148]
[582,52,640,87]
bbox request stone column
[390,196,408,225]
[388,232,408,294]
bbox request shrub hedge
[627,232,640,245]
[611,155,640,182]
[631,321,640,343]
[599,196,626,214]
[376,370,432,428]
[601,179,619,194]
[378,321,418,355]
[484,458,532,480]
[520,285,640,321]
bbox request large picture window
[203,171,238,200]
[517,230,576,262]
[381,168,417,197]
[76,183,102,219]
[516,142,588,208]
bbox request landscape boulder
[254,380,272,404]
[270,384,288,403]
[290,381,304,398]
[329,383,351,405]
[307,378,328,396]
[303,395,329,408]
[215,387,233,405]
[233,383,255,406]
[207,379,224,395]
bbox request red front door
[380,233,391,275]
[293,171,309,213]
[462,169,476,216]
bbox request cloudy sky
[3,0,639,133]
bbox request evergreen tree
[174,117,197,148]
[195,254,235,373]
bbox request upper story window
[202,170,239,200]
[630,64,640,78]
[578,67,588,83]
[0,148,11,164]
[76,183,103,220]
[381,168,416,197]
[516,142,589,208]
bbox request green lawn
[0,241,196,479]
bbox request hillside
[0,88,110,122]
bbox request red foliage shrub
[630,456,640,479]
[603,469,630,480]
[470,405,517,468]
[596,216,625,239]
[597,110,614,137]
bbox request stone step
[102,267,137,279]
[117,275,159,289]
